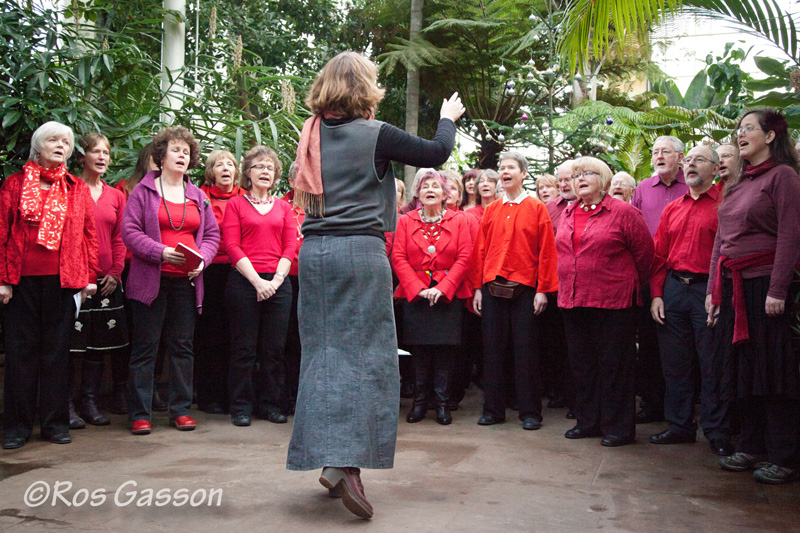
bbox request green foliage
[0,2,307,186]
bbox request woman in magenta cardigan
[392,170,472,425]
[222,145,296,427]
[121,126,220,435]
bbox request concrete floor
[1,387,799,533]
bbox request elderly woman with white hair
[556,156,653,447]
[398,167,434,215]
[1,121,99,450]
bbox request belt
[670,270,708,285]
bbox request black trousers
[225,270,292,417]
[283,274,302,411]
[657,275,729,439]
[562,307,636,439]
[481,284,542,421]
[452,310,482,404]
[128,277,196,421]
[194,263,231,410]
[636,285,664,415]
[410,344,456,406]
[540,293,574,408]
[3,276,76,439]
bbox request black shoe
[3,437,26,450]
[635,408,665,424]
[435,406,452,425]
[45,433,72,445]
[477,414,504,426]
[198,402,225,415]
[565,426,601,439]
[448,401,459,411]
[601,435,634,447]
[406,404,427,423]
[266,410,287,424]
[232,415,251,427]
[565,411,576,420]
[69,400,86,430]
[649,429,696,445]
[400,381,414,399]
[80,399,110,426]
[522,417,541,431]
[152,390,168,412]
[709,437,734,457]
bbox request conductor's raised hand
[440,93,466,123]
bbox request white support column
[161,0,186,121]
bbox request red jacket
[392,209,473,303]
[0,171,99,288]
[556,194,653,309]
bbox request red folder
[175,242,203,272]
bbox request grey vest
[301,119,397,237]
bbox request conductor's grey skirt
[287,235,400,470]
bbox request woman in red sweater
[709,109,800,484]
[69,133,128,428]
[1,121,99,450]
[222,145,297,427]
[194,150,244,415]
[555,156,653,447]
[465,169,498,222]
[392,170,473,425]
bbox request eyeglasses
[571,170,600,179]
[736,125,762,137]
[682,156,712,165]
[719,153,735,160]
[652,149,675,156]
[251,164,275,172]
[610,181,632,188]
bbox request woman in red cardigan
[195,150,244,415]
[392,170,472,425]
[1,121,99,450]
[465,169,498,222]
[555,156,653,448]
[222,145,297,427]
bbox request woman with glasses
[708,108,800,484]
[222,145,296,427]
[555,157,653,447]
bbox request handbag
[487,278,523,299]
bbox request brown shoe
[340,467,372,519]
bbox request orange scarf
[19,161,69,250]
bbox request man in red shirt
[648,145,732,456]
[471,151,558,430]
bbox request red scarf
[711,250,776,344]
[19,161,69,250]
[743,158,778,178]
[203,183,243,200]
[294,110,373,216]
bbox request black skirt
[402,297,463,346]
[70,284,129,354]
[718,276,800,398]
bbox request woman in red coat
[392,170,472,425]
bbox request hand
[533,292,548,316]
[253,277,276,301]
[440,92,466,123]
[472,289,482,315]
[81,283,97,304]
[705,294,719,328]
[162,247,186,265]
[100,274,118,297]
[425,288,443,307]
[0,284,12,304]
[650,297,665,325]
[188,261,204,280]
[765,296,785,317]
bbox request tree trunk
[403,0,424,191]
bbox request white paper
[74,292,82,318]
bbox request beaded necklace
[419,208,445,253]
[246,192,274,207]
[159,177,187,231]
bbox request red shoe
[131,420,151,435]
[171,416,196,431]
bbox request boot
[79,360,110,425]
[152,388,168,412]
[110,382,128,415]
[69,399,86,430]
[434,351,453,425]
[406,350,430,423]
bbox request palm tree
[404,0,425,188]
